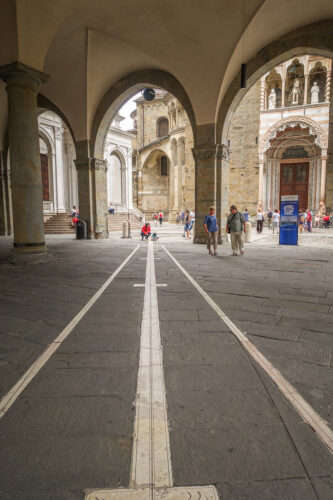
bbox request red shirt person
[141,223,151,240]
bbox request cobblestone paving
[0,228,332,499]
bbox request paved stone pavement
[0,228,332,499]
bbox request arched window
[161,156,168,176]
[157,117,169,138]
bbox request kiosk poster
[279,195,299,246]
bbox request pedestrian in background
[306,210,312,232]
[159,210,164,226]
[204,206,218,256]
[184,210,191,239]
[256,209,264,233]
[243,208,249,222]
[226,205,246,256]
[267,208,273,229]
[272,209,280,234]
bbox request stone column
[0,62,48,253]
[304,74,309,105]
[320,152,328,212]
[260,78,265,110]
[193,134,229,244]
[74,157,109,238]
[0,150,12,235]
[258,154,265,209]
[281,78,286,108]
[137,158,143,210]
[54,125,66,212]
[325,67,331,103]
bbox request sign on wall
[279,195,299,246]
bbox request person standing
[159,210,164,226]
[153,212,158,227]
[256,209,264,233]
[306,210,312,232]
[184,210,191,239]
[226,205,246,256]
[272,209,280,234]
[243,208,249,223]
[181,211,185,224]
[267,208,273,229]
[176,212,181,225]
[190,209,195,233]
[204,206,218,255]
[298,211,304,233]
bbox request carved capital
[74,158,108,172]
[192,144,229,161]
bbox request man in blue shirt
[243,208,249,222]
[204,206,218,255]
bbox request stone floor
[0,225,332,499]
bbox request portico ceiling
[1,0,333,144]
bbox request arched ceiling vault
[1,1,333,145]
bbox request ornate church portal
[259,55,331,213]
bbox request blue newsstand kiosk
[279,195,299,246]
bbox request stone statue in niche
[291,78,301,104]
[268,89,276,109]
[311,81,320,104]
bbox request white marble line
[130,240,173,491]
[161,244,333,455]
[0,245,140,420]
[85,242,219,500]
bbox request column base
[94,231,109,240]
[8,247,48,265]
[13,242,46,253]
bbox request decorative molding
[259,116,328,154]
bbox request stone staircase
[44,213,75,234]
[108,212,143,232]
[44,212,143,235]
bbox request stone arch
[91,69,197,160]
[37,93,77,151]
[259,116,328,155]
[217,19,333,142]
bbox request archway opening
[100,86,195,231]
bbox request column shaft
[193,143,228,244]
[320,155,327,212]
[75,157,109,238]
[0,62,49,252]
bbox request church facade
[227,55,332,215]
